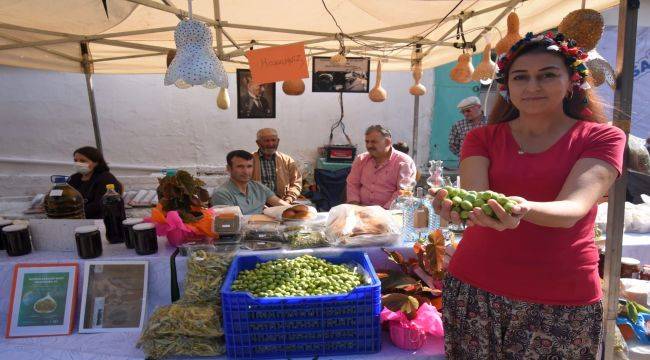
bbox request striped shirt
[259,151,276,192]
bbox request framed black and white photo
[312,57,370,93]
[79,261,148,333]
[236,69,276,119]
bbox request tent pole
[213,0,224,59]
[0,33,80,62]
[81,42,103,152]
[412,95,420,164]
[602,0,639,358]
[0,23,177,51]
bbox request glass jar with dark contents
[3,224,32,256]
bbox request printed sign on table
[6,263,78,338]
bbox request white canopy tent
[0,0,620,73]
[0,1,640,358]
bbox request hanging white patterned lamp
[164,0,228,90]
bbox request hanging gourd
[472,43,496,83]
[558,8,613,89]
[495,12,522,55]
[450,53,474,83]
[585,50,615,88]
[216,87,230,110]
[330,53,347,66]
[558,9,604,52]
[409,61,426,96]
[369,59,387,102]
[330,34,348,66]
[282,79,305,95]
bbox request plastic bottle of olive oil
[101,184,126,244]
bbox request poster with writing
[6,263,78,337]
[245,43,309,84]
[17,272,69,327]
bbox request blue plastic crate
[221,250,382,359]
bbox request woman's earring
[499,89,510,103]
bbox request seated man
[346,125,416,209]
[252,128,302,203]
[212,150,289,215]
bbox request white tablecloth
[622,233,650,264]
[3,231,650,359]
[0,238,444,359]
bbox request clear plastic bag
[138,247,233,359]
[596,195,650,234]
[325,204,400,247]
[629,135,650,174]
[242,222,285,242]
[285,225,329,249]
[181,248,234,305]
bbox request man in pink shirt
[346,125,416,209]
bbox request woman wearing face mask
[67,146,123,219]
[431,33,625,358]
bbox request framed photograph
[5,263,78,338]
[236,69,276,119]
[312,56,371,93]
[79,261,148,333]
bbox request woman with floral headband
[432,32,626,358]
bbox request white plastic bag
[629,135,650,174]
[626,200,650,233]
[325,204,400,247]
[596,196,650,234]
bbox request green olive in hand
[481,203,494,217]
[451,196,463,207]
[503,201,517,214]
[460,200,474,211]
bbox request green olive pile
[231,255,364,297]
[441,186,518,220]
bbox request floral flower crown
[496,32,591,92]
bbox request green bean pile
[231,255,363,297]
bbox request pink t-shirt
[346,150,416,209]
[448,120,625,305]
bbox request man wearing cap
[448,96,487,159]
[252,128,303,203]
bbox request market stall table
[0,237,445,360]
[2,217,650,359]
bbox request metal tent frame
[0,1,639,356]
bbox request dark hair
[74,146,110,173]
[393,142,409,154]
[227,150,253,166]
[489,40,605,124]
[365,125,392,138]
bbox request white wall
[0,65,433,196]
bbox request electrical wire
[329,92,352,145]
